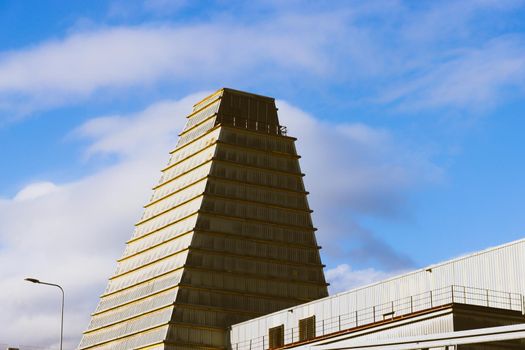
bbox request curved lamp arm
[25,278,64,350]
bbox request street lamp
[24,278,64,350]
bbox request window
[299,315,316,342]
[269,324,284,349]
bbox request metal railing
[217,115,288,136]
[231,285,524,350]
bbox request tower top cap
[193,87,275,109]
[191,88,279,127]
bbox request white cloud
[280,101,441,216]
[380,36,525,111]
[13,182,59,201]
[1,1,524,118]
[325,264,398,294]
[0,19,338,117]
[0,97,192,349]
[0,94,439,348]
[73,92,209,159]
[279,101,442,269]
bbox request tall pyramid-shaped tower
[79,88,328,350]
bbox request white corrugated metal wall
[230,238,525,344]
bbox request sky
[1,0,525,348]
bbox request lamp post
[25,278,64,350]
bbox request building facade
[230,239,525,350]
[79,89,328,350]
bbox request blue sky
[1,0,525,348]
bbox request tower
[79,88,328,350]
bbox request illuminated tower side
[79,88,328,350]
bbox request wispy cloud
[0,18,339,118]
[0,97,191,349]
[72,92,209,159]
[1,1,524,118]
[278,101,442,269]
[325,264,398,294]
[379,36,525,111]
[281,101,441,214]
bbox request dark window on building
[269,324,284,349]
[299,315,316,342]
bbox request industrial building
[79,88,525,350]
[230,238,525,349]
